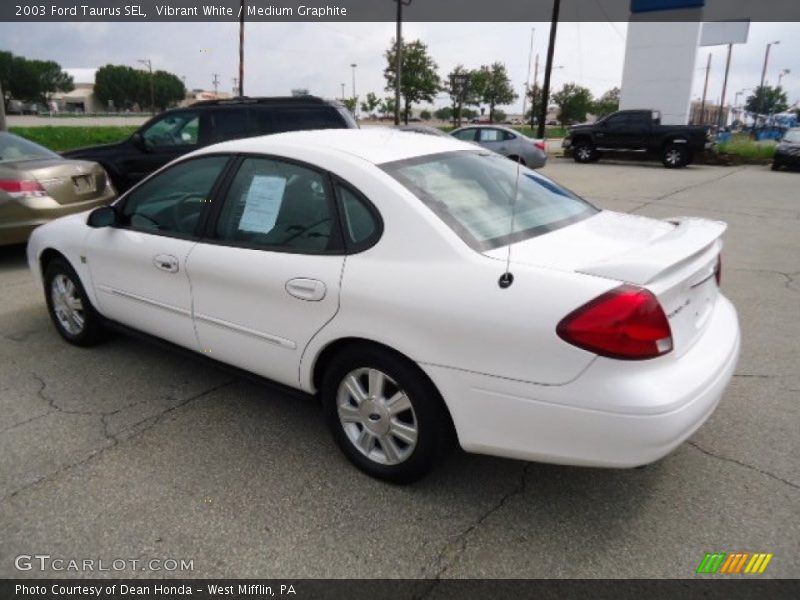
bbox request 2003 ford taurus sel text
[27,129,740,483]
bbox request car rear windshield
[382,150,597,251]
[0,132,60,163]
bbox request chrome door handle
[285,278,326,302]
[153,254,179,273]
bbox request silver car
[450,125,547,168]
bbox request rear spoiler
[578,217,726,284]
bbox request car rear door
[186,155,346,388]
[84,154,232,350]
[478,128,513,155]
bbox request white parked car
[27,129,740,483]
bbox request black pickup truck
[562,109,712,168]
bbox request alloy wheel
[50,274,85,335]
[336,367,419,466]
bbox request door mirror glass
[87,206,118,228]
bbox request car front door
[84,154,232,349]
[187,156,347,387]
[595,113,630,149]
[120,110,206,187]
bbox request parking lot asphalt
[0,159,798,580]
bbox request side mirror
[131,132,148,151]
[87,206,118,228]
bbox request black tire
[321,345,453,484]
[662,143,689,168]
[572,140,598,163]
[44,258,106,346]
[771,161,781,171]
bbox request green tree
[462,107,478,120]
[444,65,482,126]
[434,106,453,121]
[94,64,141,110]
[342,97,358,114]
[476,62,517,123]
[360,91,380,116]
[419,109,432,120]
[524,83,543,127]
[552,83,593,125]
[150,70,186,111]
[493,109,507,123]
[745,85,789,115]
[384,38,440,124]
[592,86,620,118]
[379,96,396,117]
[0,51,12,101]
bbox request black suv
[63,96,357,192]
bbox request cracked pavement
[0,161,798,580]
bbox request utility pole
[699,52,711,125]
[522,27,535,118]
[537,0,560,140]
[340,83,345,100]
[717,44,733,128]
[0,82,6,131]
[233,78,239,96]
[212,73,220,98]
[393,1,411,125]
[138,59,155,115]
[239,0,245,96]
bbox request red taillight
[557,285,673,360]
[0,179,46,198]
[534,140,546,151]
[714,255,722,286]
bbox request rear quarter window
[252,107,349,135]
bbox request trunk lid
[484,211,726,356]
[12,159,109,205]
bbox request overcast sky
[0,21,798,113]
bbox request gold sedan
[0,131,116,246]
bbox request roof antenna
[498,155,522,289]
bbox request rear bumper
[422,294,740,468]
[0,192,115,246]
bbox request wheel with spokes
[44,258,106,346]
[662,143,689,168]
[321,345,453,483]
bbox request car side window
[121,156,229,236]
[215,157,334,253]
[251,107,348,135]
[141,111,200,148]
[502,130,517,141]
[208,108,251,144]
[452,129,477,142]
[337,183,380,249]
[604,114,628,128]
[480,129,504,142]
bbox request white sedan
[27,129,740,483]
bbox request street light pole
[522,27,535,118]
[138,59,155,115]
[340,83,345,100]
[760,41,780,89]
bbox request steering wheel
[171,194,206,233]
